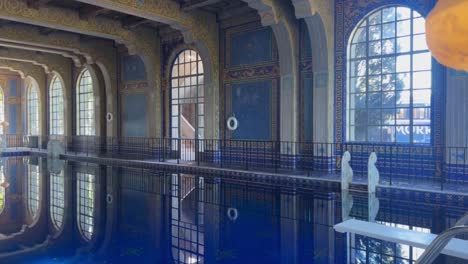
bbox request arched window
[77,172,95,241]
[28,164,40,219]
[76,69,95,136]
[50,76,65,135]
[50,170,64,230]
[170,49,205,140]
[27,83,40,135]
[0,88,4,135]
[347,6,431,143]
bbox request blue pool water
[0,155,465,263]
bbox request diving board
[334,219,468,260]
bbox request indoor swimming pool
[0,155,465,264]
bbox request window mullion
[409,11,414,144]
[365,17,370,142]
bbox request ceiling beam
[39,27,56,36]
[0,20,10,28]
[27,0,53,9]
[181,0,223,11]
[79,5,109,20]
[219,5,255,20]
[122,16,150,29]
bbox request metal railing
[1,134,466,188]
[416,213,468,263]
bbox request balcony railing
[1,134,466,189]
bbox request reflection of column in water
[313,193,335,264]
[280,193,298,264]
[204,177,220,263]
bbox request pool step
[334,219,468,260]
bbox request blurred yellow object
[426,0,468,70]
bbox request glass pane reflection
[28,164,40,219]
[50,170,65,230]
[77,172,95,241]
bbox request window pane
[382,74,396,91]
[350,77,367,93]
[369,59,382,75]
[382,7,396,23]
[352,27,367,43]
[396,36,411,53]
[413,17,425,34]
[413,52,431,71]
[382,22,396,38]
[369,41,381,56]
[351,43,367,58]
[413,34,428,51]
[382,57,396,73]
[350,60,367,77]
[369,11,381,25]
[397,20,411,36]
[413,89,431,106]
[396,55,410,72]
[397,7,411,20]
[413,71,431,89]
[382,38,395,54]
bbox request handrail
[455,213,468,226]
[416,213,468,263]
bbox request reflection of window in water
[171,174,205,263]
[28,164,40,219]
[347,6,432,143]
[77,172,95,241]
[0,163,4,213]
[0,88,4,135]
[50,170,65,230]
[350,222,430,263]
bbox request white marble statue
[341,151,353,190]
[47,139,64,159]
[368,152,380,193]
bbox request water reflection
[171,174,205,264]
[0,156,462,263]
[77,172,96,241]
[0,159,5,214]
[50,170,65,230]
[27,162,40,220]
